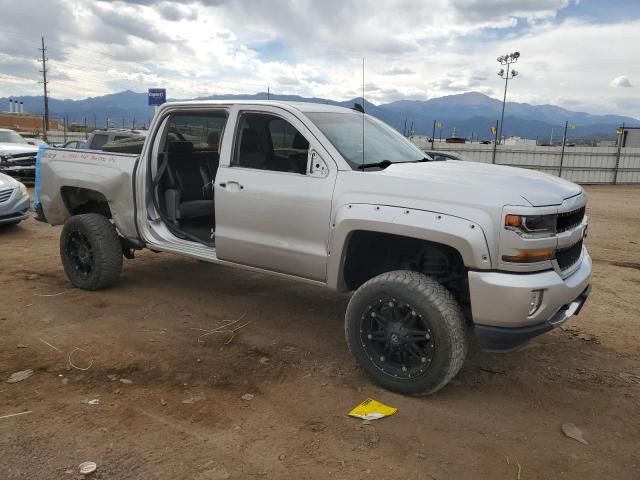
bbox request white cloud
[610,76,634,88]
[0,0,638,119]
[382,66,416,75]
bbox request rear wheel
[60,214,123,290]
[345,270,468,395]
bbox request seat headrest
[169,141,193,154]
[292,132,309,150]
[240,129,261,152]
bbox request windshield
[306,112,425,169]
[0,130,28,144]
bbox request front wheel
[60,214,123,290]
[345,271,468,395]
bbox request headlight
[505,214,557,238]
[18,182,28,198]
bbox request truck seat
[238,129,267,168]
[164,141,212,222]
[291,132,309,174]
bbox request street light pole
[497,51,520,144]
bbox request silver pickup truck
[35,100,591,394]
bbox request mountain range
[1,90,637,141]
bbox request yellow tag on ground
[348,398,397,420]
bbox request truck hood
[0,143,39,156]
[381,160,582,207]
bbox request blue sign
[148,88,166,106]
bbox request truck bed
[38,147,139,239]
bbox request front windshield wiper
[357,157,431,170]
[357,160,392,170]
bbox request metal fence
[41,132,89,145]
[412,138,640,185]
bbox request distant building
[0,112,61,132]
[617,127,640,148]
[504,136,537,146]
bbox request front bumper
[474,285,591,351]
[469,248,592,351]
[0,164,35,182]
[0,189,30,225]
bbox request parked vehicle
[83,129,148,151]
[101,135,147,154]
[0,129,40,182]
[0,172,30,226]
[56,139,86,149]
[35,101,591,394]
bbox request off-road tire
[60,214,123,290]
[345,270,468,395]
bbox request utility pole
[431,120,436,150]
[267,86,270,100]
[39,36,50,140]
[491,120,499,164]
[559,120,568,177]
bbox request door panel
[215,108,336,281]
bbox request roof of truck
[161,100,357,114]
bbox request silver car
[0,172,30,226]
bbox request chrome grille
[0,187,14,203]
[556,239,583,271]
[5,153,36,166]
[557,206,585,233]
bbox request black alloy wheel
[66,231,94,278]
[360,298,436,379]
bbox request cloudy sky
[0,0,639,117]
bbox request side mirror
[27,141,36,145]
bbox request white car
[0,129,40,182]
[0,172,30,226]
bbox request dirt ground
[1,185,639,480]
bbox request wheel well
[61,187,112,218]
[342,230,470,306]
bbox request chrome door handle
[219,181,243,190]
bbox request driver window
[234,113,309,175]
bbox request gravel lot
[1,185,639,479]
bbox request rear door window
[89,134,109,149]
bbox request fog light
[528,290,544,316]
